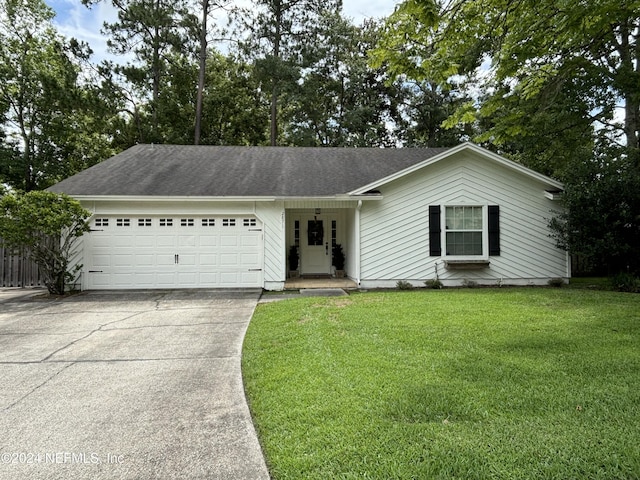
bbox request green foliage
[0,0,115,190]
[424,278,443,289]
[244,289,640,479]
[610,273,640,293]
[547,278,565,288]
[331,244,345,270]
[373,0,640,169]
[396,280,414,290]
[0,191,91,294]
[550,147,640,275]
[288,245,299,271]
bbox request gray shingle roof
[48,144,450,197]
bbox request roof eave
[70,195,279,202]
[348,142,564,195]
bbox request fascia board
[70,195,278,202]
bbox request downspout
[355,200,362,286]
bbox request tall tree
[372,0,640,168]
[284,16,407,147]
[233,0,342,146]
[83,0,198,143]
[0,0,114,190]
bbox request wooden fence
[0,245,43,288]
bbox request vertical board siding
[360,151,567,284]
[0,245,43,287]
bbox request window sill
[444,259,490,270]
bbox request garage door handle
[89,270,103,273]
[175,254,179,264]
[248,269,262,272]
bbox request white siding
[359,150,568,287]
[256,201,285,289]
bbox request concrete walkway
[0,289,270,480]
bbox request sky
[45,0,400,63]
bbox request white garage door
[85,215,263,289]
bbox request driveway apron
[0,289,270,480]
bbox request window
[445,206,483,255]
[95,218,109,227]
[243,218,257,227]
[138,218,152,227]
[116,218,130,227]
[294,220,300,247]
[180,218,194,227]
[429,205,500,257]
[202,218,215,227]
[223,218,236,227]
[331,220,337,247]
[159,218,173,227]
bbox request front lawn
[242,289,640,479]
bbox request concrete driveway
[0,289,270,480]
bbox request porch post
[355,200,362,286]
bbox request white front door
[300,216,331,275]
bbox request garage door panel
[199,235,218,247]
[240,235,260,247]
[136,254,155,266]
[134,273,155,284]
[220,235,238,247]
[86,215,262,289]
[112,273,135,286]
[240,253,260,266]
[156,236,177,247]
[135,235,156,248]
[156,254,176,266]
[113,254,134,267]
[220,254,238,266]
[92,255,111,267]
[92,237,112,248]
[199,254,217,266]
[113,236,135,247]
[199,272,219,283]
[178,235,196,247]
[178,254,196,266]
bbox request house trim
[349,142,564,195]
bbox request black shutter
[488,205,500,256]
[429,205,441,256]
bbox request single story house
[49,142,569,290]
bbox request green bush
[424,278,443,289]
[396,280,414,290]
[548,277,565,288]
[610,273,640,293]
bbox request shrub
[610,273,640,293]
[548,278,565,288]
[425,278,443,289]
[0,191,91,295]
[396,280,414,290]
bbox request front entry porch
[284,276,358,290]
[286,205,356,282]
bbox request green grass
[242,288,640,479]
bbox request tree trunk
[194,0,209,145]
[270,0,282,146]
